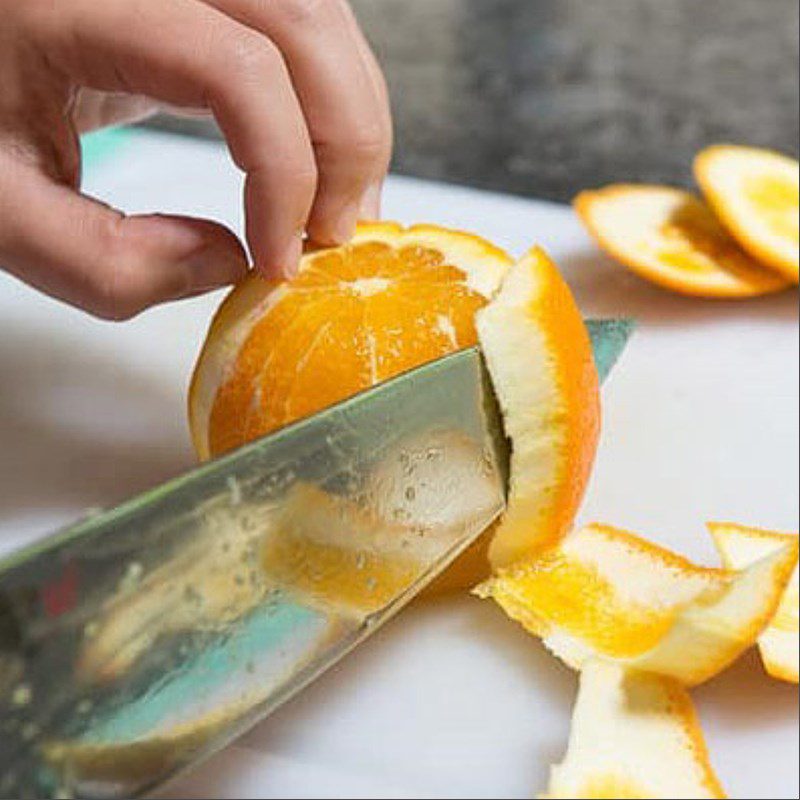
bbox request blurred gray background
[150,0,800,202]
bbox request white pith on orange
[541,660,726,799]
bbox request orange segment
[695,145,799,282]
[574,185,791,297]
[476,247,600,567]
[709,522,799,683]
[541,660,726,799]
[478,522,798,686]
[189,223,512,460]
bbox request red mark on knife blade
[42,561,78,618]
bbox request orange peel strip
[475,247,600,567]
[541,660,726,799]
[575,184,791,297]
[695,145,799,282]
[477,522,798,686]
[709,522,799,683]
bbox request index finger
[30,0,318,277]
[203,0,393,244]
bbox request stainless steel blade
[0,318,633,799]
[0,347,509,799]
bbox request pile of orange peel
[478,521,798,798]
[576,144,799,297]
[184,143,799,798]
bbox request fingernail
[279,232,304,279]
[184,242,248,292]
[358,182,383,220]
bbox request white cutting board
[0,129,797,799]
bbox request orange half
[575,185,791,297]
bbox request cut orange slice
[695,145,799,282]
[541,660,725,799]
[477,522,798,685]
[476,247,600,567]
[709,522,799,683]
[190,229,600,591]
[189,222,512,460]
[574,185,791,297]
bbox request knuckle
[87,218,147,320]
[350,125,391,162]
[320,121,390,166]
[271,158,319,197]
[218,28,280,83]
[277,0,344,29]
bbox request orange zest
[574,185,791,297]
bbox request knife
[0,319,632,800]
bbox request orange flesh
[208,242,487,456]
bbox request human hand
[0,0,392,319]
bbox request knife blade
[0,318,632,799]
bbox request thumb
[0,163,248,319]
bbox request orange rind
[709,522,799,683]
[476,248,600,567]
[541,660,726,799]
[477,522,798,686]
[695,145,799,282]
[575,185,791,297]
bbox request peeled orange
[574,185,791,297]
[190,224,601,591]
[709,522,799,683]
[189,223,512,460]
[695,145,799,282]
